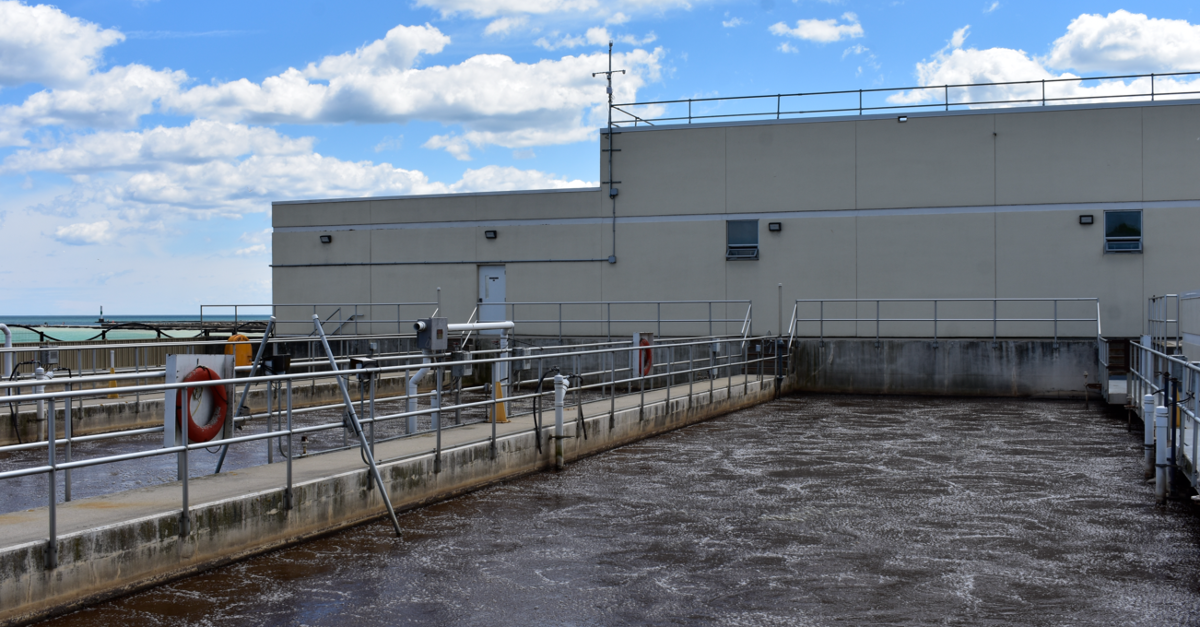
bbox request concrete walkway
[0,374,764,550]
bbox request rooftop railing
[611,70,1200,127]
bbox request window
[726,220,759,260]
[1104,210,1142,252]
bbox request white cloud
[842,43,867,59]
[54,220,112,245]
[414,0,691,19]
[0,64,188,145]
[606,12,630,25]
[0,0,124,88]
[770,12,863,44]
[1045,10,1200,73]
[484,16,529,37]
[1,120,313,173]
[722,17,745,28]
[888,16,1200,108]
[8,122,597,219]
[0,19,663,155]
[778,42,797,54]
[374,135,403,152]
[984,1,999,14]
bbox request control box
[451,351,473,377]
[415,317,449,352]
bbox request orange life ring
[639,338,653,376]
[176,366,228,443]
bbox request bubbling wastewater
[39,395,1200,626]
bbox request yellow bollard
[226,334,252,368]
[107,367,119,399]
[493,384,508,423]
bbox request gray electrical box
[39,347,59,366]
[415,317,449,352]
[451,351,473,377]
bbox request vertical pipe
[777,284,783,338]
[657,303,661,339]
[267,379,273,464]
[1144,394,1156,478]
[993,300,998,345]
[819,301,824,345]
[726,340,733,400]
[1054,300,1058,346]
[181,380,190,538]
[665,344,672,409]
[0,324,12,381]
[1156,405,1168,504]
[64,383,71,502]
[933,301,938,347]
[435,365,443,474]
[554,373,566,470]
[46,390,57,569]
[369,372,376,455]
[688,342,694,408]
[285,379,293,510]
[1169,375,1178,497]
[609,346,616,430]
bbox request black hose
[532,367,560,455]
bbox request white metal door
[478,265,506,334]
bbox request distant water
[0,315,269,344]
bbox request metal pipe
[407,355,431,434]
[554,373,567,471]
[312,315,403,538]
[1144,394,1156,478]
[1156,405,1168,505]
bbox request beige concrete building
[273,99,1200,340]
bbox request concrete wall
[1,376,781,627]
[273,101,1200,340]
[791,339,1099,398]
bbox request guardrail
[1126,340,1199,502]
[1148,294,1181,354]
[610,70,1200,127]
[786,298,1101,348]
[0,329,779,566]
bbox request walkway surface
[1,374,761,549]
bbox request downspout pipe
[407,353,431,434]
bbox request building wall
[273,101,1200,339]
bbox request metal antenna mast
[593,41,625,264]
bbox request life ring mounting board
[163,354,235,447]
[633,332,654,377]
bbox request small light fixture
[319,235,332,244]
[897,115,908,123]
[484,230,498,239]
[1079,215,1094,225]
[768,222,782,232]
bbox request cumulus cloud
[54,220,113,245]
[534,27,655,50]
[414,0,691,19]
[770,12,863,44]
[1045,10,1200,73]
[9,122,597,219]
[888,14,1200,108]
[0,64,188,145]
[484,16,529,36]
[722,17,745,28]
[0,0,124,88]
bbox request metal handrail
[612,70,1200,127]
[787,297,1101,345]
[1,330,778,568]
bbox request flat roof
[273,185,599,207]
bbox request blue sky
[1,0,1197,314]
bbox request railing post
[688,99,692,124]
[64,382,71,502]
[1144,394,1156,478]
[46,393,57,569]
[1041,79,1046,106]
[944,84,949,111]
[875,300,880,348]
[285,379,293,510]
[559,303,563,345]
[819,301,824,347]
[1151,73,1155,101]
[554,373,567,470]
[858,89,863,115]
[434,365,443,474]
[1155,405,1168,505]
[776,95,781,120]
[657,302,662,338]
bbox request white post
[0,323,11,380]
[1155,405,1169,504]
[1143,394,1156,477]
[554,373,567,470]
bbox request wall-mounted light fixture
[319,235,332,244]
[484,230,498,239]
[1079,215,1094,225]
[768,222,782,232]
[897,116,908,123]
